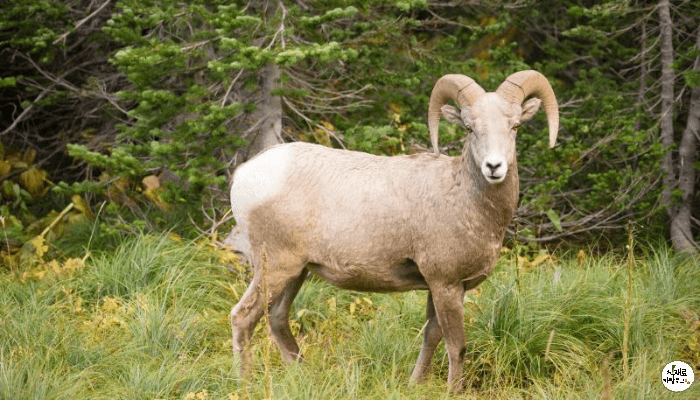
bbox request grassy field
[1,233,699,399]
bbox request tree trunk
[241,0,283,159]
[658,0,676,223]
[248,63,283,157]
[669,28,700,253]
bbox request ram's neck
[457,144,519,234]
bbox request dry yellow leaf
[47,259,61,274]
[71,195,93,219]
[142,174,160,190]
[101,297,121,313]
[13,160,27,169]
[313,127,332,147]
[29,235,48,259]
[96,316,126,331]
[22,148,36,165]
[184,390,209,400]
[19,166,47,198]
[576,249,586,266]
[20,268,47,282]
[1,252,19,269]
[72,296,85,314]
[143,175,169,210]
[218,249,239,265]
[529,253,551,268]
[0,159,10,176]
[144,187,169,210]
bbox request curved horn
[496,70,559,148]
[428,74,486,156]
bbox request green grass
[1,234,699,399]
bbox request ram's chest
[410,221,496,282]
[424,207,509,282]
[460,229,503,267]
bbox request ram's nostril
[486,162,501,172]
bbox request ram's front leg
[429,283,466,393]
[411,292,442,383]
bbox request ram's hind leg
[230,250,307,376]
[269,268,308,362]
[231,272,265,378]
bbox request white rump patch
[231,145,292,219]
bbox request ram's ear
[441,104,466,129]
[520,98,542,122]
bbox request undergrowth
[0,233,698,399]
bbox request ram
[226,70,558,391]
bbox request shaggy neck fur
[457,139,519,237]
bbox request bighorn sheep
[227,70,558,391]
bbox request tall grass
[1,233,698,399]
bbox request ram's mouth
[485,174,505,184]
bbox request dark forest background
[2,0,700,259]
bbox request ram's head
[428,71,559,184]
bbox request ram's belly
[306,259,428,292]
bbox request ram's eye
[512,123,520,132]
[464,125,474,133]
